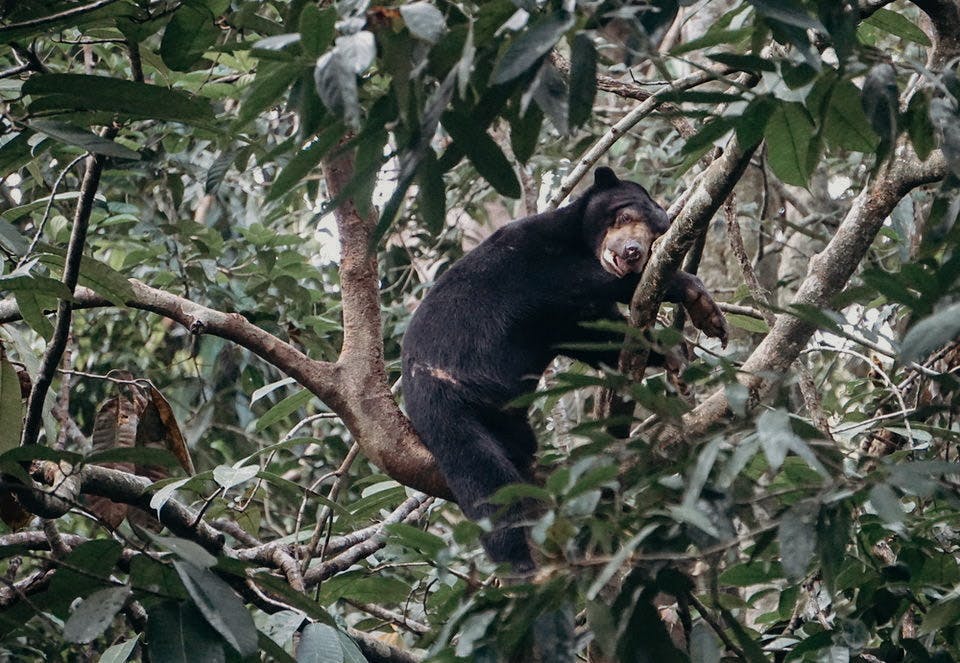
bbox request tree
[0,0,958,661]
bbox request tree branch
[22,137,115,447]
[675,144,947,442]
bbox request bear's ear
[593,167,620,190]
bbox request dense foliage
[0,0,959,661]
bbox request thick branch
[321,147,452,499]
[630,136,756,327]
[25,461,226,553]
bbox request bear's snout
[622,240,644,263]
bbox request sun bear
[401,167,727,572]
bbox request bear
[401,167,727,573]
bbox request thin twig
[23,130,117,447]
[0,0,120,33]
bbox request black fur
[401,168,702,572]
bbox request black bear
[401,167,727,573]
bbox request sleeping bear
[401,167,727,573]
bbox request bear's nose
[622,241,643,263]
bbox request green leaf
[38,252,134,306]
[147,600,226,663]
[899,301,960,363]
[173,561,258,657]
[0,273,72,299]
[861,63,898,158]
[491,11,574,85]
[721,608,770,663]
[569,33,596,129]
[99,637,139,663]
[682,116,737,155]
[337,632,368,663]
[400,2,447,44]
[706,52,776,72]
[148,533,218,568]
[23,74,215,126]
[719,561,784,586]
[14,289,55,338]
[385,522,446,555]
[748,0,824,31]
[27,120,140,160]
[864,8,931,46]
[0,354,22,455]
[669,28,752,55]
[86,446,183,469]
[919,598,960,635]
[63,585,132,643]
[160,1,220,71]
[509,104,543,165]
[725,312,769,333]
[904,91,935,161]
[299,5,337,57]
[816,502,851,592]
[442,112,521,197]
[778,501,817,581]
[0,132,37,180]
[48,540,123,618]
[822,80,879,153]
[765,102,815,186]
[298,623,344,663]
[255,389,313,431]
[267,121,345,201]
[416,149,446,234]
[236,61,302,129]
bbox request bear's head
[582,167,669,278]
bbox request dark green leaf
[670,28,752,55]
[14,289,55,338]
[236,61,302,128]
[682,116,737,155]
[85,446,183,469]
[160,1,219,71]
[299,5,337,57]
[725,312,769,333]
[267,121,345,201]
[0,354,22,455]
[442,113,520,197]
[748,0,824,31]
[63,586,131,643]
[256,389,313,431]
[723,612,769,663]
[861,63,898,159]
[48,540,123,618]
[385,522,446,555]
[38,252,134,306]
[491,12,574,85]
[904,91,935,161]
[510,104,543,164]
[706,52,776,72]
[298,623,344,663]
[416,149,446,234]
[0,132,37,177]
[532,60,568,134]
[173,561,258,657]
[816,502,851,592]
[822,80,879,153]
[864,8,931,46]
[147,601,226,663]
[27,120,139,160]
[765,101,815,186]
[23,74,215,126]
[569,33,596,128]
